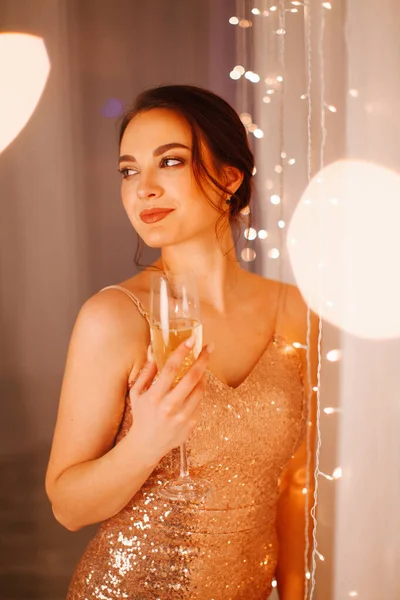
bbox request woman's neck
[155,230,245,314]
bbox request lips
[139,208,175,224]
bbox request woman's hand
[127,338,213,466]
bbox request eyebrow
[119,142,190,165]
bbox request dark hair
[119,84,255,265]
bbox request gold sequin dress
[67,284,306,600]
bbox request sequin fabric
[67,290,306,600]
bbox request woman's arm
[275,285,319,599]
[45,290,209,532]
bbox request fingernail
[185,336,195,349]
[206,342,215,354]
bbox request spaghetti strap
[99,285,150,324]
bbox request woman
[46,85,318,599]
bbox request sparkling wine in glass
[150,271,211,503]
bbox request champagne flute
[150,271,211,503]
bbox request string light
[271,579,277,588]
[251,7,261,14]
[241,248,256,262]
[349,88,359,97]
[323,406,342,415]
[253,128,264,138]
[322,2,332,8]
[229,16,239,25]
[326,103,337,113]
[268,248,280,259]
[244,227,257,240]
[326,349,341,362]
[278,220,285,228]
[239,19,252,28]
[270,5,278,11]
[270,194,281,204]
[258,229,268,239]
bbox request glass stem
[179,443,189,478]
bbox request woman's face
[119,108,225,248]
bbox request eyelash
[119,156,185,179]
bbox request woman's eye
[119,168,137,179]
[162,157,184,168]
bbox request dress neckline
[206,335,277,391]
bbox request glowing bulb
[242,248,256,262]
[229,16,239,24]
[281,151,287,159]
[270,5,278,11]
[268,248,280,259]
[258,230,268,239]
[277,75,284,82]
[251,7,261,14]
[253,128,264,138]
[241,206,251,216]
[316,550,325,562]
[290,7,299,11]
[333,467,343,479]
[270,194,281,205]
[252,166,257,175]
[0,33,51,154]
[301,93,308,100]
[263,96,271,104]
[306,571,311,580]
[233,65,245,75]
[240,113,252,125]
[288,158,296,165]
[349,89,359,98]
[276,28,286,35]
[278,220,285,228]
[230,70,241,80]
[274,165,283,173]
[302,487,307,494]
[271,579,277,588]
[327,104,337,112]
[349,592,358,597]
[266,89,275,95]
[326,349,341,362]
[244,227,257,241]
[322,1,332,8]
[239,19,252,28]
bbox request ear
[223,166,244,195]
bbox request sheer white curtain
[245,0,400,598]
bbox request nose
[136,171,163,200]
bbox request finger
[151,336,201,402]
[170,376,205,423]
[129,360,158,398]
[163,345,212,413]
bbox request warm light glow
[332,467,343,479]
[258,230,268,239]
[240,113,252,125]
[271,579,277,588]
[251,7,261,14]
[277,75,283,83]
[287,160,400,339]
[270,194,281,205]
[288,158,296,165]
[242,248,257,262]
[326,349,341,362]
[233,65,246,76]
[229,16,239,25]
[322,1,332,8]
[263,96,272,104]
[268,248,280,259]
[253,128,264,138]
[0,33,50,154]
[244,227,257,241]
[270,5,278,11]
[349,89,359,98]
[327,104,337,113]
[278,220,285,228]
[349,592,358,597]
[274,165,283,173]
[230,70,241,80]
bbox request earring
[226,196,232,205]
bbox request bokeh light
[0,33,50,154]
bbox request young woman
[46,85,318,600]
